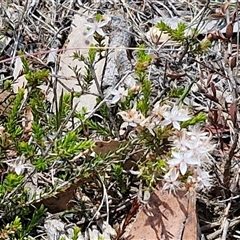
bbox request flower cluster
[162,125,214,193]
[139,103,191,135]
[117,101,214,193]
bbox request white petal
[186,157,200,165]
[15,165,24,175]
[86,29,95,38]
[165,167,179,181]
[175,115,191,121]
[129,122,137,127]
[117,111,128,120]
[162,112,171,118]
[180,161,187,175]
[84,22,94,28]
[172,151,181,158]
[96,28,105,36]
[109,95,120,104]
[168,157,181,166]
[160,119,171,127]
[98,20,109,27]
[172,121,181,130]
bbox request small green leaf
[88,44,97,64]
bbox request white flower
[84,19,109,38]
[187,125,209,141]
[184,137,214,164]
[171,129,189,151]
[152,103,169,122]
[168,151,200,175]
[6,156,34,175]
[194,167,212,189]
[109,86,128,104]
[160,106,191,130]
[140,103,169,135]
[170,125,214,163]
[118,108,145,127]
[162,168,181,194]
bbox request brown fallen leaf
[126,187,197,240]
[225,22,233,39]
[33,175,92,213]
[94,140,125,155]
[182,188,197,240]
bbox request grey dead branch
[101,15,132,95]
